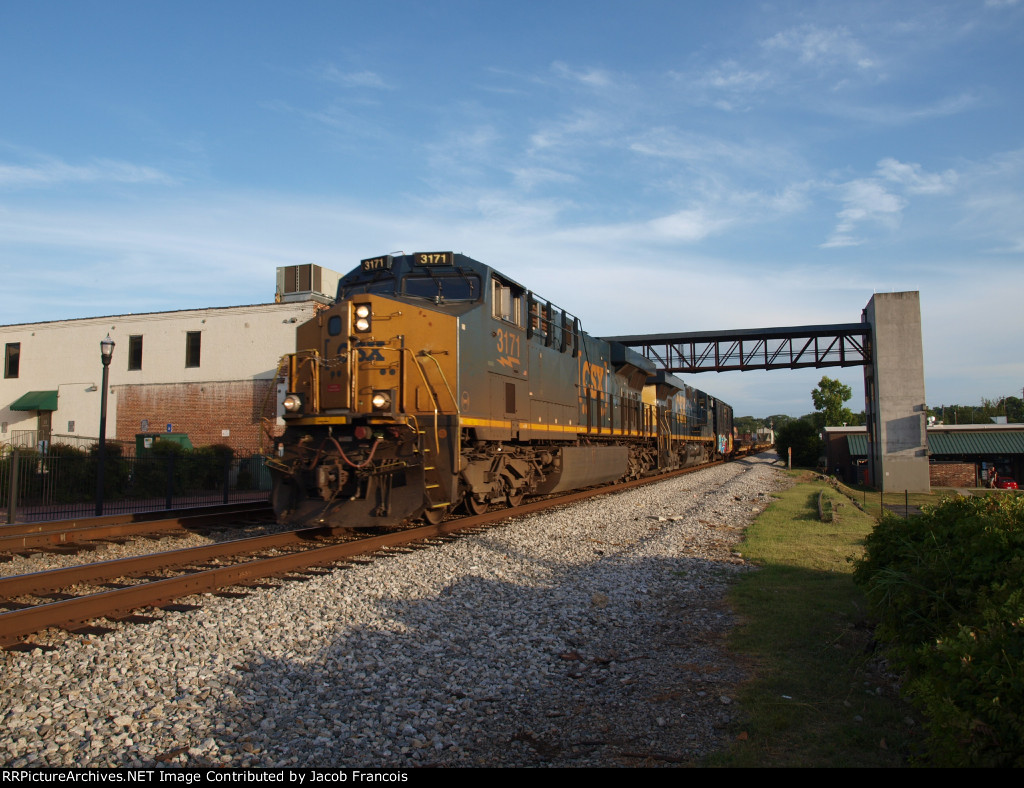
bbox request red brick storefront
[929,461,978,488]
[114,380,280,455]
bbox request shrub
[854,495,1024,765]
[188,444,233,490]
[44,443,93,502]
[131,441,234,497]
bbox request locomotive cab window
[338,274,398,301]
[491,278,523,327]
[403,272,480,303]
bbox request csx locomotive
[268,252,733,528]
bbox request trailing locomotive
[267,252,733,528]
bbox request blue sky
[2,1,1022,418]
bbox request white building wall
[1,302,322,446]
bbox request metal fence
[3,431,133,453]
[1,447,271,523]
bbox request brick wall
[114,380,281,455]
[929,461,977,488]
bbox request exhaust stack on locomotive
[267,252,733,529]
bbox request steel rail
[0,506,274,552]
[0,501,271,536]
[0,460,722,648]
[0,527,334,598]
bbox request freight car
[267,252,733,528]
[732,432,774,458]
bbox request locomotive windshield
[403,271,480,303]
[337,267,481,305]
[337,273,398,300]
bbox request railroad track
[0,462,721,650]
[0,502,274,554]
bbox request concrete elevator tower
[862,292,930,492]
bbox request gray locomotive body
[267,252,734,528]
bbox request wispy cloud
[668,23,886,115]
[956,148,1024,253]
[876,158,957,194]
[311,63,393,90]
[825,91,982,125]
[509,166,577,191]
[646,207,734,242]
[423,124,505,182]
[823,179,905,248]
[628,129,807,180]
[550,61,614,89]
[823,158,958,247]
[762,24,878,71]
[527,109,612,154]
[0,154,175,188]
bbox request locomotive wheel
[271,475,299,518]
[423,505,447,525]
[464,495,488,515]
[506,491,524,508]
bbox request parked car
[994,476,1019,490]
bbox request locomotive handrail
[369,346,461,468]
[409,348,462,469]
[416,351,460,416]
[526,291,580,356]
[260,355,293,451]
[418,350,463,472]
[290,348,323,413]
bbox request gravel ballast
[1,453,787,767]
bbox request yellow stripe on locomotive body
[269,251,735,530]
[286,416,349,426]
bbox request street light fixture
[96,334,115,516]
[101,334,114,363]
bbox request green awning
[846,434,868,456]
[9,390,58,411]
[845,430,1024,457]
[928,431,1024,455]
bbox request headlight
[353,304,371,333]
[371,391,391,411]
[283,393,304,413]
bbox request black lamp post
[95,334,115,516]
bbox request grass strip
[706,471,918,767]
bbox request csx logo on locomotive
[268,252,734,529]
[354,342,386,363]
[324,341,387,363]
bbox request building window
[128,335,143,371]
[185,331,201,368]
[67,421,75,433]
[4,343,19,378]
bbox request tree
[733,415,762,435]
[775,418,821,467]
[928,396,1024,425]
[811,376,854,427]
[765,414,794,430]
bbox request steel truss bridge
[603,323,871,374]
